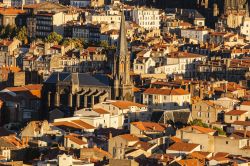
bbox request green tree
[17,26,28,44]
[62,38,84,48]
[45,32,63,43]
[189,119,209,128]
[213,126,226,135]
[100,40,109,48]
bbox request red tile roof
[65,135,87,145]
[191,126,216,134]
[168,142,200,152]
[233,121,250,126]
[225,110,248,116]
[144,88,189,95]
[0,8,26,15]
[177,159,202,166]
[241,101,250,106]
[110,100,146,109]
[93,108,110,114]
[119,134,139,142]
[131,121,166,132]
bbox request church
[43,11,134,111]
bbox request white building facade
[132,7,160,30]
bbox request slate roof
[152,109,191,128]
[45,72,110,87]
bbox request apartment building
[132,7,160,30]
[93,100,148,129]
[143,87,191,111]
[241,17,250,41]
[181,27,209,43]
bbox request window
[226,141,228,144]
[230,116,232,120]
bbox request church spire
[117,10,128,60]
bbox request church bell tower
[113,11,134,101]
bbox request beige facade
[143,88,191,111]
[224,110,248,123]
[176,126,216,152]
[176,126,250,157]
[108,134,139,159]
[191,100,226,123]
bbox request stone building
[112,11,134,101]
[43,11,134,113]
[44,72,111,111]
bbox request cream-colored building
[176,126,216,152]
[132,7,160,30]
[133,56,156,74]
[224,110,248,123]
[240,101,250,118]
[74,108,120,129]
[241,17,250,41]
[143,87,191,111]
[192,100,227,124]
[108,134,139,159]
[176,125,250,157]
[93,100,149,129]
[181,27,209,44]
[86,13,121,24]
[130,121,166,137]
[166,51,206,78]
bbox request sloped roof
[225,110,248,116]
[144,88,189,95]
[93,108,110,114]
[65,135,87,145]
[45,72,110,87]
[131,121,166,132]
[0,8,26,15]
[110,100,146,109]
[168,142,200,152]
[177,159,202,166]
[119,134,139,142]
[241,101,250,106]
[52,120,95,130]
[191,126,215,134]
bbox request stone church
[112,11,134,101]
[43,11,133,111]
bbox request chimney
[244,127,247,138]
[109,132,112,139]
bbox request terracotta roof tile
[167,142,200,152]
[191,126,216,134]
[232,121,250,126]
[93,108,110,114]
[111,100,146,109]
[65,135,87,145]
[71,120,95,129]
[119,134,139,142]
[225,110,248,116]
[177,159,203,166]
[241,101,250,106]
[144,88,189,95]
[131,121,166,132]
[133,141,154,151]
[0,8,26,15]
